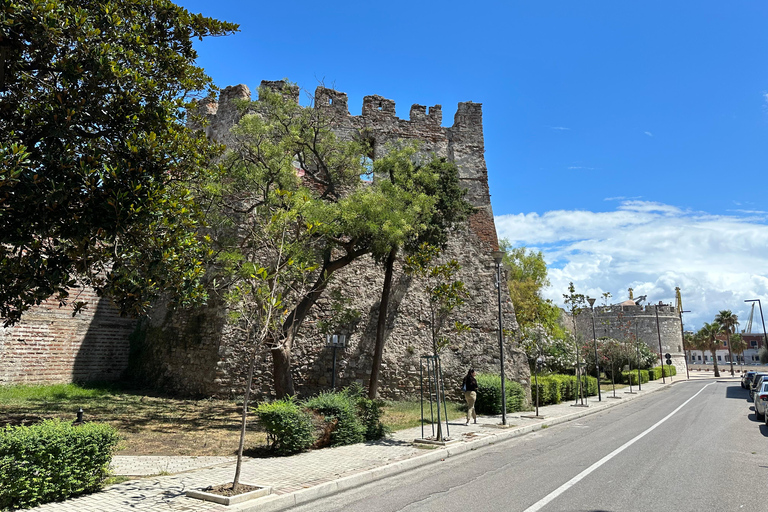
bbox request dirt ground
[1,392,268,456]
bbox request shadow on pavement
[725,385,750,400]
[759,424,768,437]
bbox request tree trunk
[270,250,364,397]
[272,346,295,398]
[368,246,397,399]
[726,333,734,376]
[711,349,720,377]
[233,344,257,491]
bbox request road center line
[522,382,714,512]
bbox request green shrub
[338,383,387,441]
[255,398,314,455]
[621,369,650,385]
[474,373,527,414]
[0,419,119,510]
[304,391,366,447]
[648,365,676,380]
[355,396,388,441]
[531,374,597,406]
[531,375,561,406]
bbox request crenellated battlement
[201,81,494,227]
[202,82,481,137]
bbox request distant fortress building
[574,288,686,376]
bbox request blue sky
[177,0,768,330]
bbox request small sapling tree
[404,243,469,441]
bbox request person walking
[463,368,478,425]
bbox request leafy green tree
[368,145,472,399]
[501,243,563,337]
[715,310,739,375]
[217,84,472,398]
[699,321,724,378]
[216,207,317,492]
[0,0,238,325]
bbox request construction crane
[743,302,755,334]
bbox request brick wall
[0,288,136,385]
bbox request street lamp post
[587,298,602,402]
[745,299,768,359]
[491,250,507,426]
[325,333,347,390]
[654,305,666,384]
[679,309,691,380]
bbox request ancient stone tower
[0,81,531,399]
[130,81,530,399]
[574,295,686,375]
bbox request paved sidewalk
[33,372,730,512]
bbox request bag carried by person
[461,377,467,392]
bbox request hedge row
[621,369,650,385]
[648,365,677,380]
[473,374,527,415]
[255,386,386,456]
[1,419,120,510]
[531,374,599,407]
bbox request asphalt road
[292,380,768,512]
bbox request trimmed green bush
[648,365,676,380]
[304,391,366,447]
[255,397,314,455]
[662,364,677,377]
[474,373,527,415]
[621,369,650,385]
[531,375,561,406]
[0,419,119,510]
[531,374,598,407]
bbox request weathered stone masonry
[574,303,686,375]
[0,81,531,400]
[131,82,531,399]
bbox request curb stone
[229,378,693,512]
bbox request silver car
[750,373,768,399]
[755,381,768,421]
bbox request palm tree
[683,332,697,365]
[715,310,739,376]
[700,322,724,378]
[730,333,747,367]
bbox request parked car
[743,371,758,389]
[750,373,768,400]
[755,381,768,421]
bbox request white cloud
[644,131,653,137]
[549,126,570,131]
[495,201,768,330]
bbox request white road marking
[522,383,714,512]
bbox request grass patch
[600,382,629,392]
[0,383,118,402]
[380,400,466,431]
[1,383,468,457]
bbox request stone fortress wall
[130,81,531,399]
[574,301,686,376]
